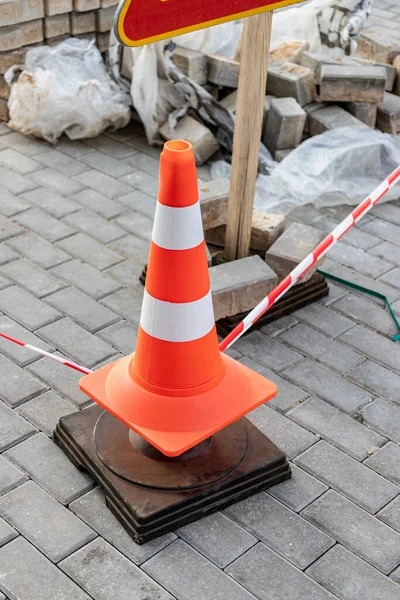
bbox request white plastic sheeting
[5,38,131,143]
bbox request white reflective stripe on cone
[140,289,215,342]
[152,201,204,251]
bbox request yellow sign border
[115,0,305,47]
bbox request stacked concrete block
[318,64,386,103]
[341,102,377,128]
[171,46,208,86]
[376,92,400,135]
[262,97,305,156]
[160,115,219,166]
[265,222,326,283]
[356,29,400,65]
[267,62,315,106]
[308,105,367,136]
[207,54,240,88]
[70,10,95,35]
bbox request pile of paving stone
[164,28,400,166]
[0,0,116,121]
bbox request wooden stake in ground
[224,12,272,261]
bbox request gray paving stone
[306,544,400,600]
[315,216,382,251]
[303,489,400,573]
[56,137,91,159]
[20,186,80,218]
[391,565,400,584]
[109,234,150,265]
[63,209,125,244]
[295,440,399,513]
[27,356,91,408]
[247,404,317,460]
[0,214,23,242]
[116,211,154,241]
[46,287,119,334]
[37,317,115,368]
[226,543,336,600]
[176,512,256,568]
[105,259,144,289]
[361,216,400,246]
[0,400,36,452]
[364,442,400,485]
[60,537,174,600]
[260,314,298,338]
[51,259,121,299]
[69,188,126,219]
[291,395,384,459]
[56,232,123,270]
[16,390,77,437]
[0,147,40,174]
[282,358,371,414]
[35,149,89,176]
[31,167,85,196]
[120,170,159,197]
[370,240,400,267]
[16,208,75,242]
[320,280,348,306]
[238,356,309,413]
[0,537,91,600]
[5,432,94,504]
[235,331,303,373]
[0,242,18,265]
[268,463,328,512]
[378,496,400,534]
[70,487,176,565]
[0,131,49,156]
[0,454,27,496]
[279,323,363,374]
[83,135,136,159]
[0,189,31,216]
[327,240,393,278]
[123,151,159,177]
[118,189,157,217]
[0,516,17,547]
[80,150,135,178]
[0,166,37,194]
[143,539,256,600]
[96,320,138,355]
[0,315,54,366]
[347,360,400,403]
[379,267,400,289]
[331,292,399,337]
[339,325,400,376]
[0,354,47,407]
[361,398,400,443]
[0,285,61,330]
[73,169,132,199]
[0,258,65,298]
[293,302,354,338]
[0,481,96,562]
[6,232,70,269]
[330,266,400,304]
[225,492,334,569]
[100,288,143,325]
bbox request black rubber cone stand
[54,405,291,544]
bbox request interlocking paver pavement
[1,52,400,594]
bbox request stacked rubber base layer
[54,405,291,544]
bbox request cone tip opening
[164,140,192,153]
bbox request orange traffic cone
[80,140,278,457]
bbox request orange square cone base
[79,350,278,457]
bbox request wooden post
[224,11,273,261]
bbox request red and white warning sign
[115,0,305,47]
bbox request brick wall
[0,0,118,120]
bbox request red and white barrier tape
[0,332,92,374]
[219,165,400,353]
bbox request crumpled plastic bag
[5,38,131,143]
[253,127,400,215]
